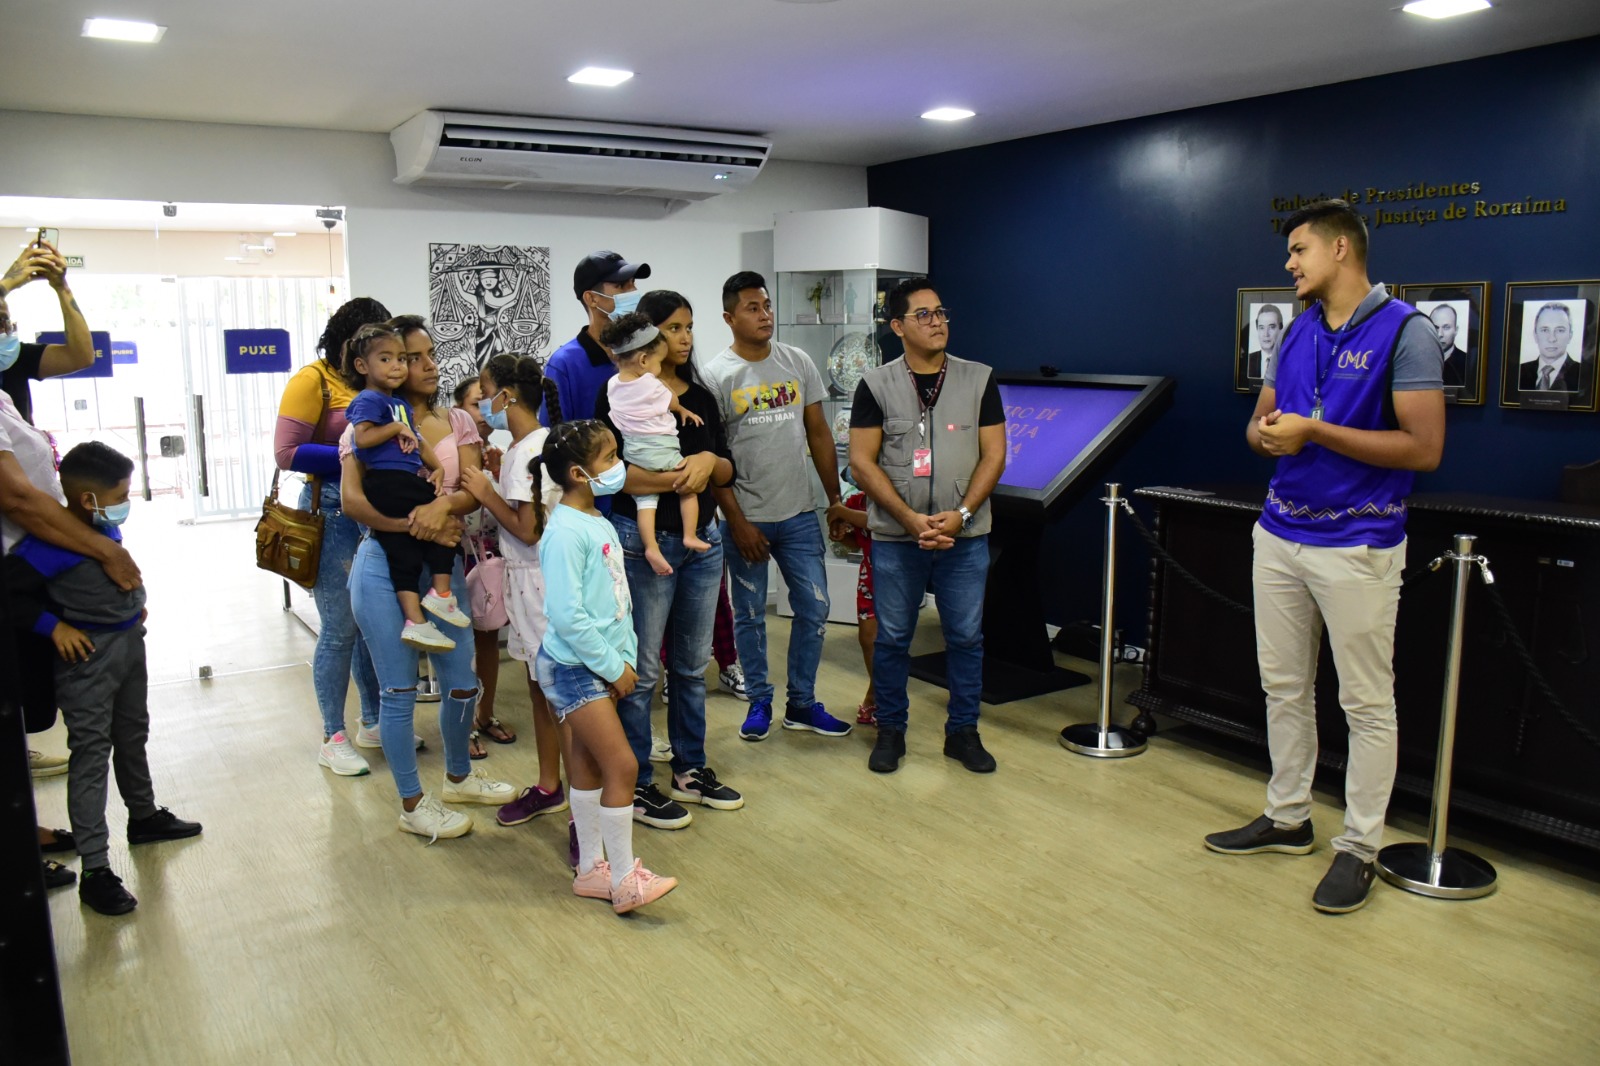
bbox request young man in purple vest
[1205,199,1445,914]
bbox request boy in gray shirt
[702,272,852,742]
[5,442,202,915]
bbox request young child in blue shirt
[4,441,201,915]
[533,418,678,915]
[342,323,468,651]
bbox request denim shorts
[534,647,614,721]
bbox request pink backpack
[465,534,507,632]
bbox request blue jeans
[613,515,722,784]
[301,480,381,737]
[871,536,989,733]
[724,512,828,710]
[348,536,475,800]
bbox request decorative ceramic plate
[828,331,879,396]
[832,407,853,445]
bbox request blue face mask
[89,493,131,528]
[478,392,509,432]
[0,333,20,373]
[594,289,642,322]
[580,461,627,497]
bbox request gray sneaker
[1204,814,1314,855]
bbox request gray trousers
[57,625,157,870]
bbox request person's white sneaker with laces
[30,749,69,778]
[441,768,517,805]
[402,620,456,651]
[422,591,471,628]
[355,723,424,751]
[318,732,370,777]
[719,663,749,701]
[398,794,471,843]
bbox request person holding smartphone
[0,232,97,423]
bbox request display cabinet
[770,208,928,623]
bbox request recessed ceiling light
[568,67,634,87]
[1402,0,1490,19]
[921,107,975,122]
[82,18,167,43]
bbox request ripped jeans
[723,512,829,710]
[348,536,475,800]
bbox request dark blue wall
[869,37,1600,635]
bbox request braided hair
[338,322,402,389]
[539,419,613,493]
[481,353,563,428]
[482,353,565,540]
[317,297,392,367]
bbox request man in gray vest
[842,278,1007,774]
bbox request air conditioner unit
[390,111,772,200]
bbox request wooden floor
[31,515,1600,1065]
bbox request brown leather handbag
[256,470,323,589]
[256,374,330,589]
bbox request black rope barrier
[1478,580,1600,754]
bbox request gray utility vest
[860,354,994,542]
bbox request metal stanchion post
[1376,533,1497,900]
[1060,483,1147,758]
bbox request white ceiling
[0,198,343,234]
[3,1,1597,166]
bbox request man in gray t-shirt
[702,271,851,742]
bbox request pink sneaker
[572,860,613,901]
[611,859,678,915]
[856,702,878,727]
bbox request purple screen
[998,384,1141,491]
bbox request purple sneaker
[782,701,852,737]
[495,783,569,827]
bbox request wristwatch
[957,505,973,530]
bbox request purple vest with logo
[1260,296,1421,549]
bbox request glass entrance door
[178,277,338,519]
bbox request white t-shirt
[0,391,67,552]
[497,427,562,565]
[700,341,826,522]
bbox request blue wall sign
[224,328,291,374]
[35,331,113,378]
[112,340,138,365]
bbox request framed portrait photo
[1499,280,1600,413]
[1235,287,1298,394]
[1399,282,1489,406]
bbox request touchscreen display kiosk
[907,373,1174,703]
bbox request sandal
[468,730,488,760]
[476,716,517,744]
[40,827,76,854]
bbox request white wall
[0,110,868,352]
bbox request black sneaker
[943,726,996,773]
[43,860,76,890]
[80,868,137,915]
[632,784,693,830]
[40,827,76,854]
[127,807,203,845]
[868,729,906,774]
[1203,815,1314,855]
[1313,851,1376,914]
[668,767,745,810]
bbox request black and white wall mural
[427,243,552,395]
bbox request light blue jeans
[612,515,722,783]
[871,536,989,734]
[301,480,381,738]
[724,511,828,710]
[348,536,475,799]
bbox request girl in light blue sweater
[534,419,679,915]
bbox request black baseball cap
[574,251,651,300]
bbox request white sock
[569,788,604,875]
[599,804,635,890]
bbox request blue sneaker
[739,700,773,741]
[782,702,852,737]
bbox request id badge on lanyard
[911,362,945,478]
